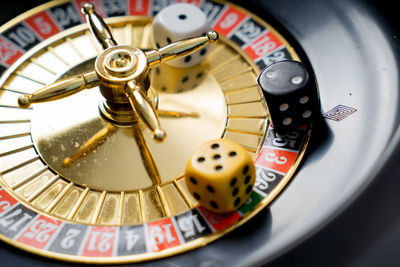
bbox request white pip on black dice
[152,3,211,68]
[258,60,320,132]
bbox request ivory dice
[185,139,256,213]
[152,3,211,68]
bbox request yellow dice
[185,139,256,213]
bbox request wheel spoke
[81,3,117,49]
[146,31,219,67]
[18,71,99,108]
[125,81,166,142]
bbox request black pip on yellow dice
[0,0,311,264]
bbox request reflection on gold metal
[131,115,161,185]
[63,124,116,167]
[144,189,165,222]
[122,192,141,224]
[30,58,57,76]
[47,46,70,67]
[67,187,89,220]
[45,181,74,212]
[98,192,120,224]
[117,191,125,224]
[15,71,46,85]
[17,71,99,108]
[66,38,84,60]
[34,180,68,210]
[138,189,146,223]
[173,179,195,209]
[145,31,219,67]
[158,110,199,118]
[91,190,106,224]
[126,81,166,142]
[26,174,59,201]
[162,183,188,214]
[82,3,117,49]
[156,185,171,217]
[86,30,102,53]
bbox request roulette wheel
[0,0,399,266]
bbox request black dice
[258,60,319,132]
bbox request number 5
[34,17,52,35]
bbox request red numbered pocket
[255,147,298,174]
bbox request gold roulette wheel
[0,0,399,266]
[0,0,311,264]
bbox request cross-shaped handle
[17,3,219,143]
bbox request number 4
[125,230,139,251]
